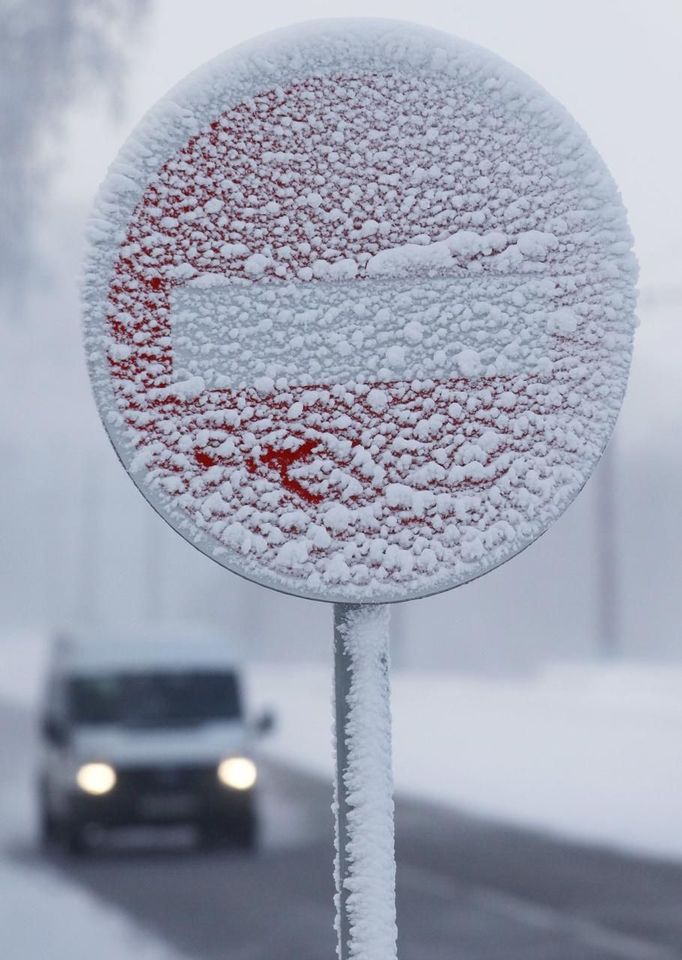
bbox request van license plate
[138,794,197,818]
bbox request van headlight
[217,757,257,791]
[76,762,117,796]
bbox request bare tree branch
[0,0,149,311]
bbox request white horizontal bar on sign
[169,274,573,391]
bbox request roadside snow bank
[251,660,682,862]
[0,860,191,960]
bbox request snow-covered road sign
[84,20,637,604]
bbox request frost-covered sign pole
[84,19,636,959]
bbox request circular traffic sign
[84,19,637,603]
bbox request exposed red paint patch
[248,438,322,504]
[195,449,218,469]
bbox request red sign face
[84,22,637,602]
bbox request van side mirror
[254,709,275,736]
[41,715,68,747]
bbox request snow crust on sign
[83,19,637,603]
[334,605,396,960]
[171,275,568,389]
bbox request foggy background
[1,0,680,672]
[2,6,682,960]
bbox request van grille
[118,765,214,794]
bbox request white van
[37,627,272,854]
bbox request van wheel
[199,813,258,851]
[62,818,88,856]
[198,818,231,849]
[234,811,258,852]
[38,800,59,848]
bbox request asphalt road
[3,700,682,960]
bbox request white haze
[1,1,680,672]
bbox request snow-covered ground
[0,860,191,960]
[251,658,682,863]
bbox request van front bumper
[70,762,256,827]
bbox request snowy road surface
[2,697,682,960]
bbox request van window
[68,671,241,727]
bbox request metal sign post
[84,18,636,957]
[334,604,396,960]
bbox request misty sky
[56,0,682,290]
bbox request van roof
[51,624,239,675]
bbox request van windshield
[68,671,241,728]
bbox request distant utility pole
[144,509,163,623]
[596,438,621,658]
[78,453,100,624]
